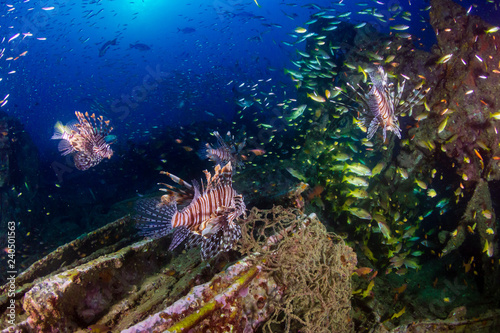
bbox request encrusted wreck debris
[0,207,357,333]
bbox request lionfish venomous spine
[51,111,114,170]
[135,162,246,260]
[343,66,427,142]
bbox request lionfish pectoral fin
[366,118,379,140]
[201,215,226,238]
[57,139,75,155]
[184,231,204,250]
[135,198,177,239]
[201,231,224,261]
[200,223,241,261]
[169,226,191,251]
[392,122,402,139]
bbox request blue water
[2,0,498,160]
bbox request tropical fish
[286,104,307,121]
[391,307,406,320]
[98,38,117,57]
[361,280,375,298]
[346,207,372,220]
[485,26,499,34]
[377,221,391,240]
[427,189,437,197]
[390,24,410,31]
[438,116,449,133]
[353,267,373,276]
[347,188,369,199]
[342,175,369,187]
[344,163,372,176]
[199,131,246,169]
[177,27,196,34]
[129,43,151,51]
[307,92,326,103]
[436,54,453,64]
[135,162,246,260]
[286,167,307,182]
[51,111,114,170]
[332,153,352,161]
[489,111,500,120]
[371,162,386,176]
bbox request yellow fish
[362,280,375,298]
[307,92,326,103]
[391,306,406,320]
[438,116,449,133]
[371,162,386,176]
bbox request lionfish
[51,111,115,170]
[135,162,246,260]
[199,131,246,169]
[343,66,427,142]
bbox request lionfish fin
[200,223,241,261]
[213,131,229,149]
[160,171,193,190]
[169,226,191,251]
[184,231,204,250]
[220,162,233,185]
[57,139,75,156]
[366,118,380,140]
[51,121,68,140]
[135,198,176,238]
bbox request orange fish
[248,148,266,156]
[306,185,324,201]
[354,267,373,276]
[394,283,407,294]
[368,270,378,281]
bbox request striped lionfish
[343,66,427,142]
[51,111,115,170]
[199,131,246,169]
[135,162,246,260]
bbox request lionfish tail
[135,198,176,238]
